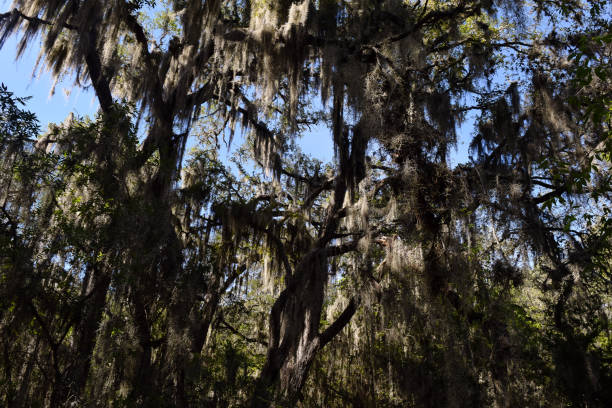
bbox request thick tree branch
[324,239,360,258]
[532,186,567,205]
[82,26,114,113]
[318,297,359,349]
[185,82,214,110]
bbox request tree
[1,1,611,407]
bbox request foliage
[0,1,611,407]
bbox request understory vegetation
[0,0,611,407]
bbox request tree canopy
[0,0,611,407]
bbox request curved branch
[318,297,359,349]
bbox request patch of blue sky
[0,31,99,128]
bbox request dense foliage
[0,1,611,407]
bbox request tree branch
[82,25,114,113]
[219,317,268,346]
[532,186,567,205]
[373,3,475,48]
[0,9,113,112]
[318,297,359,349]
[0,9,78,31]
[324,239,360,258]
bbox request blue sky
[0,35,99,127]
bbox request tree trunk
[251,250,359,407]
[10,338,39,408]
[251,250,326,407]
[71,269,111,396]
[50,267,110,406]
[129,291,155,404]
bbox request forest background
[0,0,611,407]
